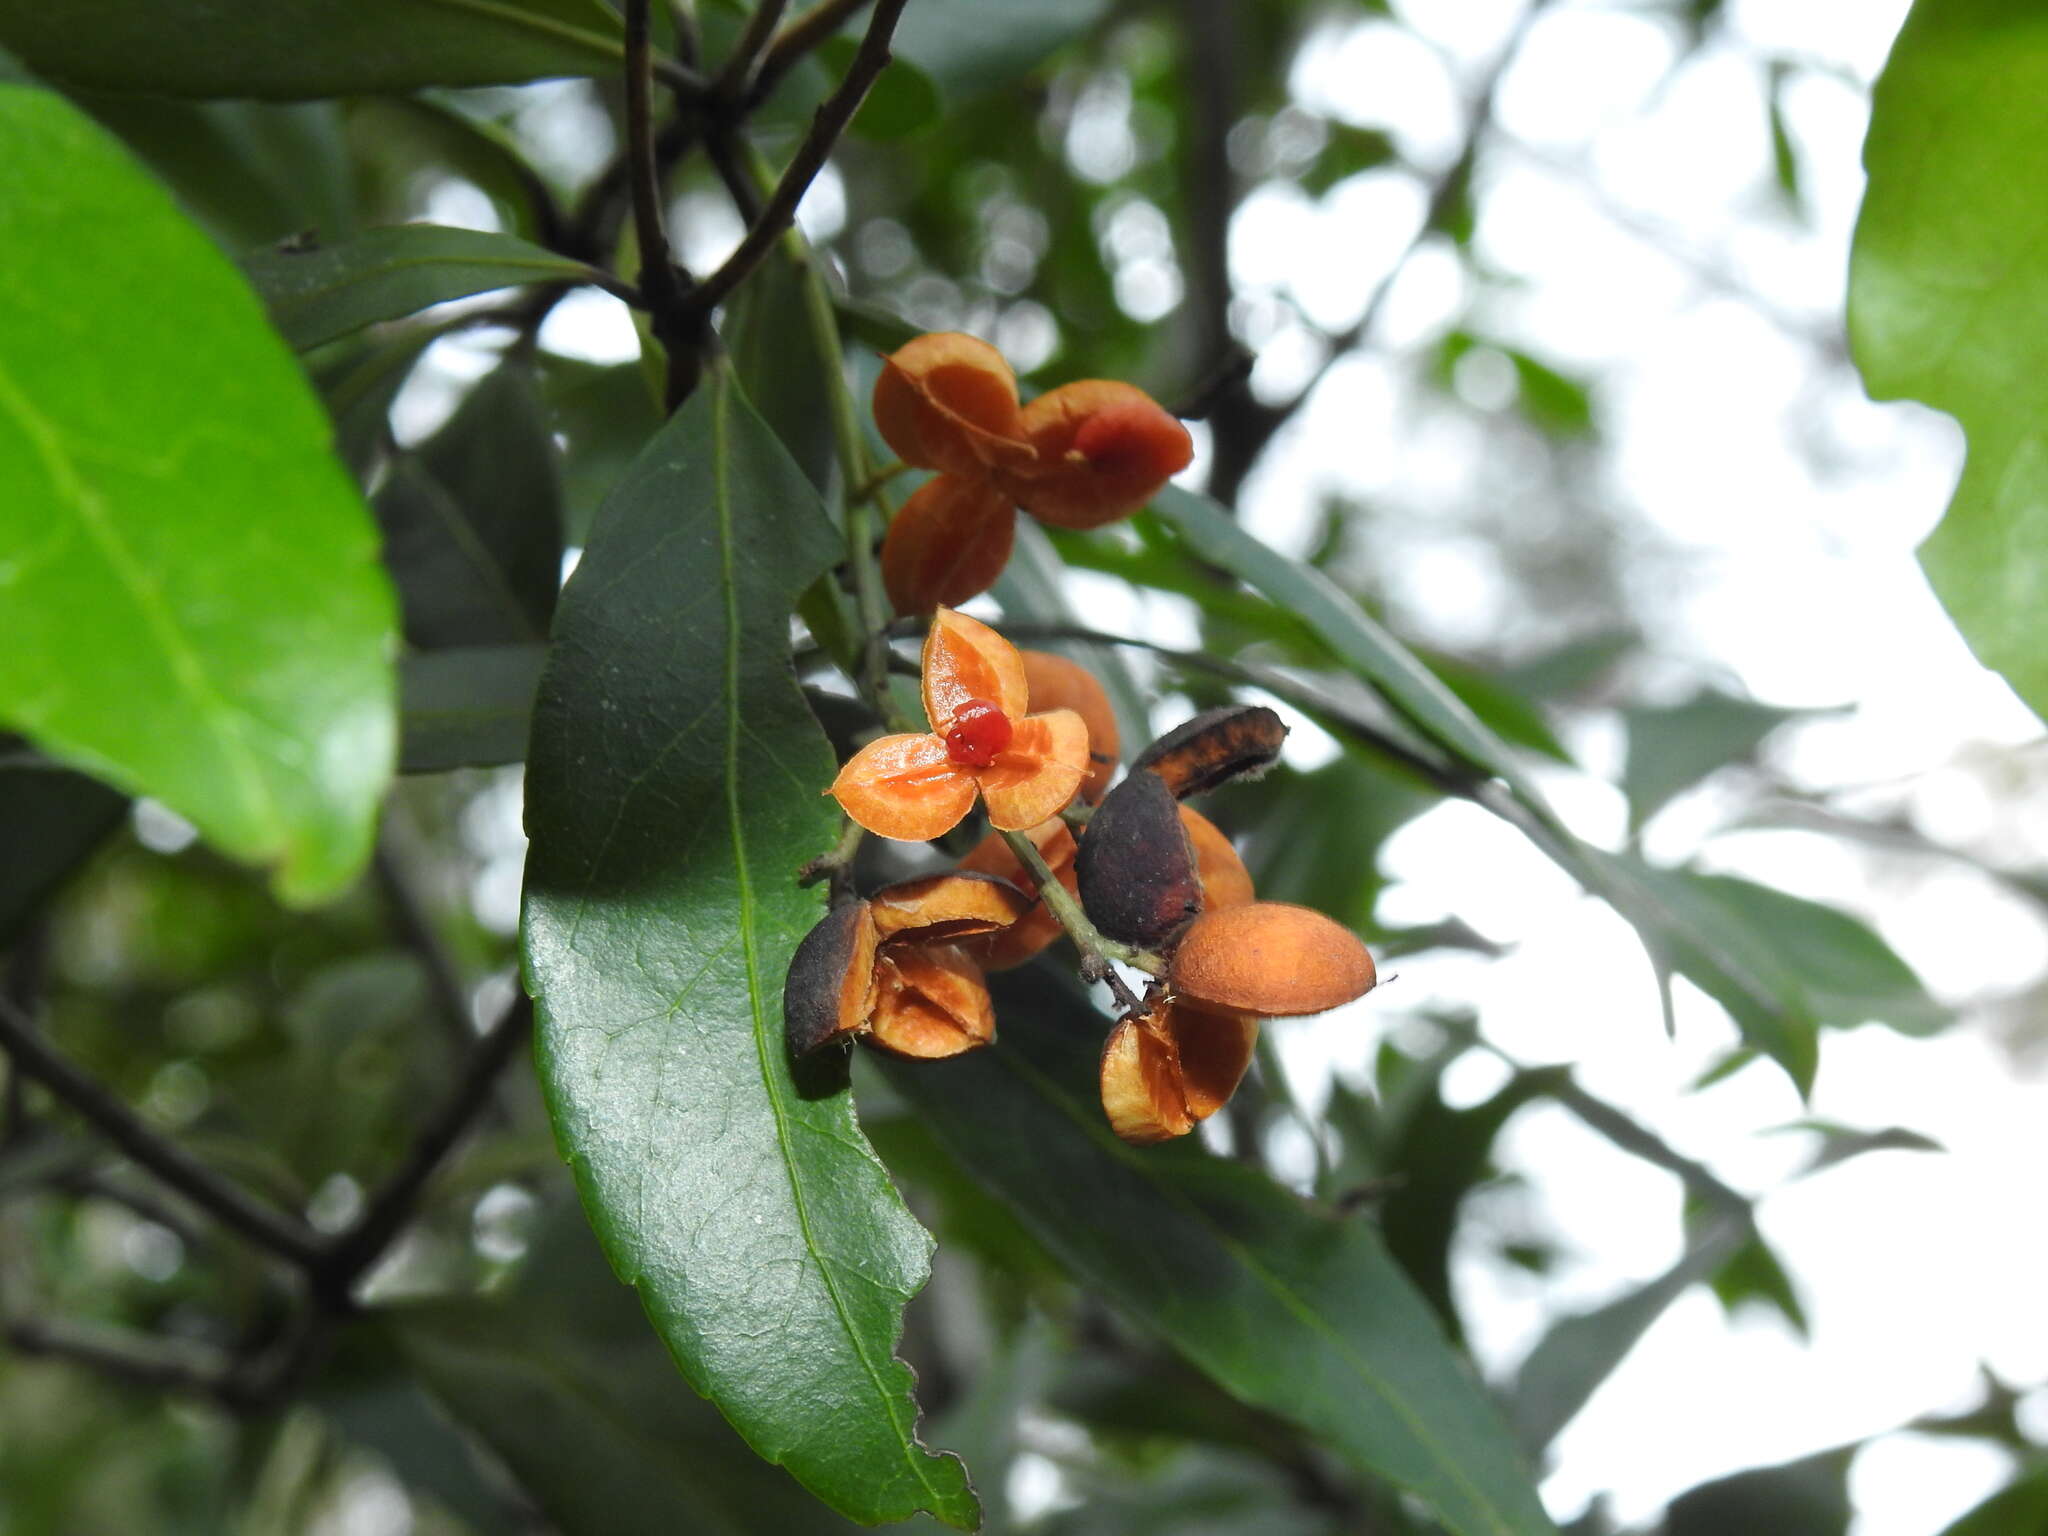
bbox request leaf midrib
[712,371,953,1516]
[419,0,623,66]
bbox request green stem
[762,147,904,728]
[997,827,1164,1016]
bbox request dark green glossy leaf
[886,972,1558,1536]
[244,224,609,351]
[0,75,395,903]
[724,252,838,494]
[0,748,127,945]
[377,365,562,648]
[0,0,623,98]
[1621,689,1826,832]
[1850,0,2048,722]
[399,645,546,772]
[1936,1468,2048,1535]
[520,368,977,1529]
[541,354,664,544]
[380,1196,882,1536]
[75,94,355,250]
[1512,1218,1746,1456]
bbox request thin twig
[0,996,321,1269]
[1208,0,1552,509]
[313,994,534,1308]
[798,816,867,907]
[371,835,472,1052]
[747,0,874,109]
[2,925,48,1148]
[625,0,706,408]
[997,827,1161,1015]
[5,1317,236,1400]
[683,0,912,318]
[713,0,790,100]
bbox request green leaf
[377,1195,879,1535]
[1511,1219,1746,1457]
[243,224,612,352]
[886,971,1558,1536]
[74,94,356,250]
[1616,862,1822,1091]
[398,645,546,772]
[541,355,664,544]
[1849,1,2048,723]
[1709,1230,1808,1337]
[0,76,395,904]
[892,0,1111,101]
[724,252,838,494]
[1152,487,1520,785]
[0,0,623,98]
[0,747,127,945]
[377,365,562,648]
[1662,1444,1854,1536]
[1620,689,1824,832]
[1936,1468,2048,1535]
[1661,871,1946,1037]
[519,368,977,1530]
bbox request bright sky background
[384,2,2048,1529]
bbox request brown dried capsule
[868,871,1030,942]
[784,902,880,1058]
[1019,650,1121,803]
[1170,902,1376,1017]
[1074,768,1203,948]
[1132,704,1288,800]
[1099,994,1259,1145]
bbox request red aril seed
[945,698,1013,767]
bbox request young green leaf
[520,369,978,1530]
[0,73,395,904]
[886,971,1559,1536]
[0,0,622,98]
[243,225,615,352]
[1850,2,2048,723]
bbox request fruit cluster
[874,333,1194,613]
[788,600,1376,1144]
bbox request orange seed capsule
[1169,902,1376,1017]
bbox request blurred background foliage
[4,0,2045,1532]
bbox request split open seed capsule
[1099,992,1259,1145]
[1019,650,1120,803]
[1132,704,1288,800]
[783,902,881,1058]
[1169,901,1376,1017]
[783,873,1029,1060]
